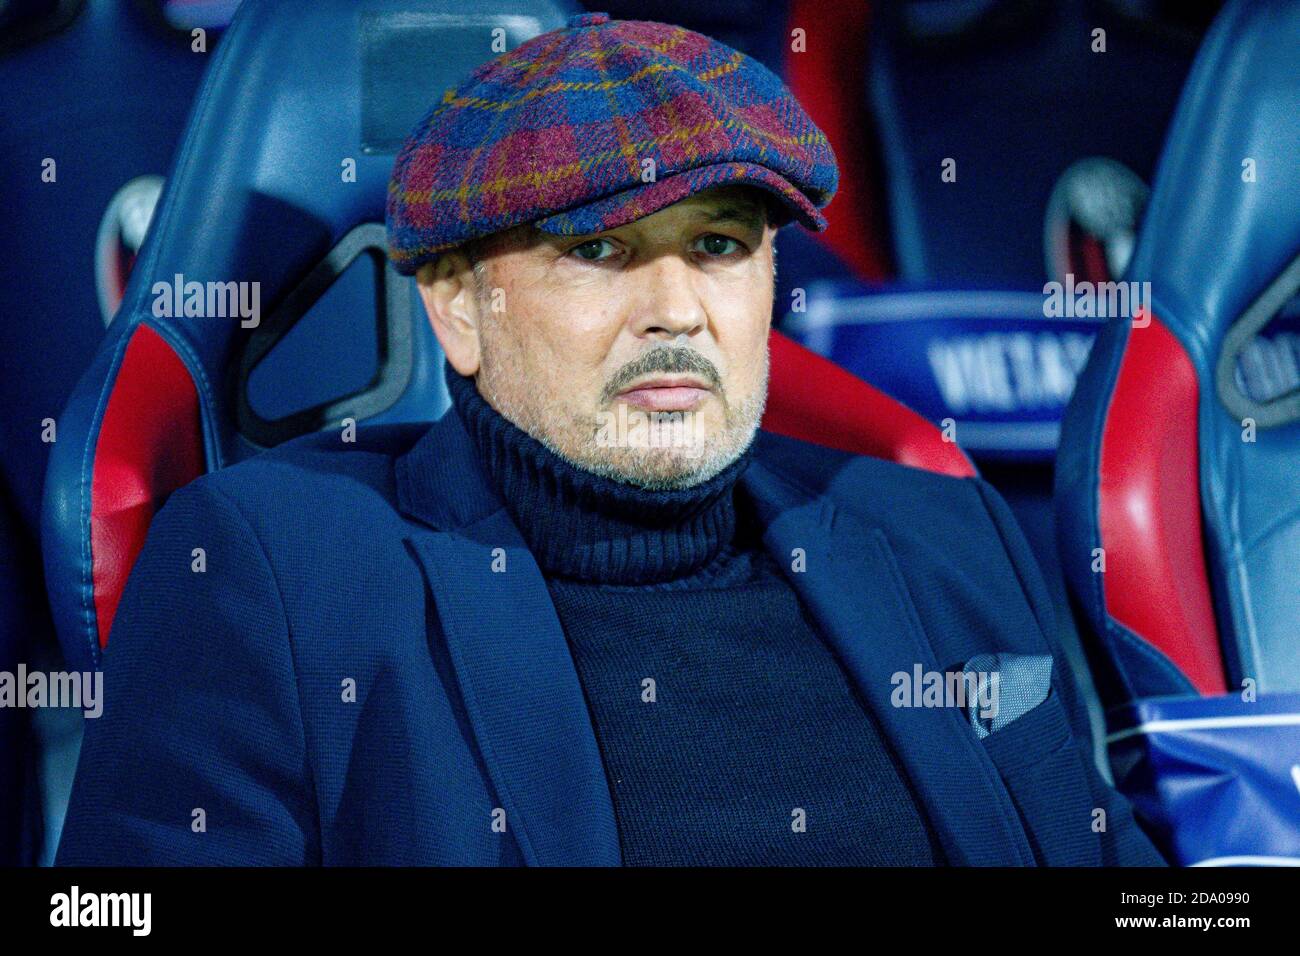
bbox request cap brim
[533,161,828,237]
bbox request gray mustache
[602,347,722,403]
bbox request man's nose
[628,255,707,340]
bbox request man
[56,13,1163,866]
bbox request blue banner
[780,282,1300,462]
[1109,692,1300,867]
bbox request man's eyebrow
[698,204,767,227]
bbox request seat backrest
[1055,0,1300,700]
[42,0,975,675]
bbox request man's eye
[570,238,617,261]
[695,234,744,257]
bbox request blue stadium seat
[40,0,585,678]
[1055,0,1300,864]
[0,0,238,866]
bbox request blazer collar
[396,413,1033,866]
[395,407,503,533]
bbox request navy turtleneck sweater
[447,366,946,866]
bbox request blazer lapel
[396,413,620,866]
[742,460,1037,866]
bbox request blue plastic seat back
[1057,0,1300,701]
[42,0,574,674]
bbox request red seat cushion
[765,330,976,478]
[90,325,204,647]
[1098,315,1226,694]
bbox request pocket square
[962,652,1054,739]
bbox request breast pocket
[978,689,1103,866]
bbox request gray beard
[477,361,768,491]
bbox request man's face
[419,184,777,489]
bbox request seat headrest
[1126,0,1300,369]
[119,0,573,469]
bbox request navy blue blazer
[56,409,1164,866]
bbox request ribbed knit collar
[445,363,752,584]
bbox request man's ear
[415,251,481,376]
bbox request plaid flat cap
[386,11,838,275]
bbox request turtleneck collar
[445,363,753,584]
